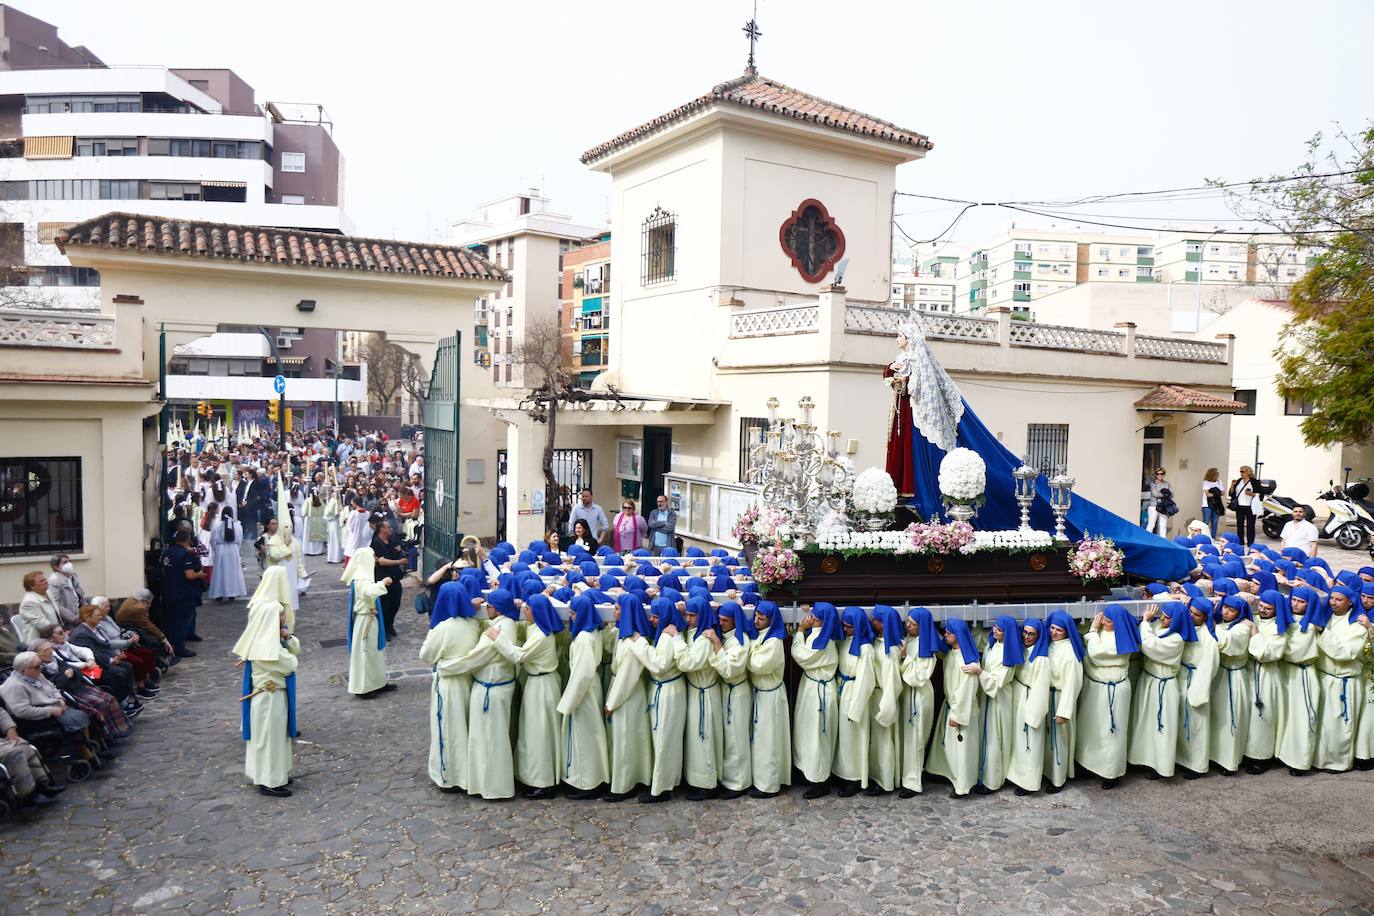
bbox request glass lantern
[1012,457,1039,531]
[1048,466,1076,542]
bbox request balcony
[1012,290,1031,303]
[1185,251,1202,263]
[0,307,116,349]
[580,351,607,368]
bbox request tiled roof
[57,213,507,283]
[1134,385,1246,412]
[580,71,933,164]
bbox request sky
[34,0,1374,251]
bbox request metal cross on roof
[742,1,762,73]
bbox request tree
[1217,124,1374,447]
[360,333,420,416]
[510,314,623,533]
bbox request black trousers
[380,583,402,636]
[1235,506,1256,546]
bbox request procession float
[736,318,1193,618]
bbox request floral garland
[812,523,1053,557]
[1067,534,1125,583]
[751,543,804,592]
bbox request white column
[502,411,551,547]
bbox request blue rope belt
[751,682,782,746]
[1085,673,1125,735]
[908,685,926,726]
[694,683,714,741]
[724,679,746,726]
[1012,676,1036,750]
[837,672,854,701]
[565,715,574,777]
[433,666,445,779]
[646,673,682,732]
[1049,687,1061,767]
[1221,663,1247,734]
[1253,661,1266,717]
[804,673,834,736]
[978,692,992,785]
[473,676,515,713]
[1297,663,1317,734]
[1180,663,1197,743]
[1319,668,1353,725]
[1142,669,1175,734]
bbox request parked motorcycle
[1260,480,1374,550]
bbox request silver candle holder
[1048,466,1076,543]
[1012,457,1039,532]
[745,395,853,545]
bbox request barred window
[1026,424,1069,475]
[641,206,676,285]
[0,457,83,557]
[738,417,768,483]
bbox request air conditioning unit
[276,336,292,349]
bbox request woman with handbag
[1201,468,1225,540]
[1228,466,1260,550]
[1146,468,1174,537]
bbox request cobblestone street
[4,552,1374,914]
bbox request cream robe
[711,635,753,792]
[747,636,791,794]
[1176,627,1219,775]
[832,639,876,787]
[1045,639,1084,786]
[1076,631,1131,780]
[1357,615,1374,763]
[676,632,724,790]
[347,578,391,695]
[244,636,299,789]
[419,616,481,789]
[898,643,937,793]
[926,651,982,795]
[1245,615,1287,761]
[976,642,1017,792]
[603,638,653,794]
[791,628,839,783]
[868,644,901,792]
[629,633,686,796]
[1276,625,1320,771]
[493,627,563,789]
[598,623,618,698]
[1127,620,1184,777]
[556,630,609,791]
[303,501,327,555]
[1209,620,1254,772]
[1313,612,1366,772]
[265,536,299,612]
[462,616,519,799]
[1008,654,1050,791]
[324,498,345,563]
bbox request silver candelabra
[745,395,853,544]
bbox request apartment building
[956,228,1085,313]
[889,271,955,312]
[450,191,603,389]
[0,4,348,311]
[1151,235,1249,285]
[559,233,612,387]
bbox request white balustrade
[0,308,116,349]
[729,304,819,338]
[1008,321,1125,355]
[1134,335,1228,363]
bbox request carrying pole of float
[157,324,169,541]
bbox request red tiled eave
[581,70,933,165]
[1134,384,1245,412]
[56,213,507,283]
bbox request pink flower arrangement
[751,543,804,591]
[1068,534,1125,583]
[905,520,976,556]
[732,505,762,545]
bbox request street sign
[273,375,286,395]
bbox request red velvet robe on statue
[883,364,916,498]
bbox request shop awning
[202,180,247,189]
[24,136,73,159]
[581,296,603,313]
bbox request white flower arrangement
[815,527,1050,556]
[938,448,986,504]
[851,467,898,515]
[960,529,1053,554]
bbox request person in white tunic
[630,597,686,802]
[604,594,654,801]
[1128,602,1189,778]
[324,490,345,564]
[712,601,754,799]
[791,602,843,799]
[1076,606,1138,789]
[489,593,563,797]
[1355,583,1374,770]
[1277,586,1323,775]
[262,518,299,615]
[1244,589,1293,774]
[975,614,1023,795]
[418,579,483,791]
[748,601,791,798]
[1176,598,1220,779]
[557,596,609,799]
[1042,611,1085,792]
[458,588,520,800]
[926,619,983,797]
[1008,619,1051,795]
[676,597,725,800]
[866,605,904,795]
[302,490,327,557]
[1209,595,1256,775]
[1314,585,1366,772]
[342,548,393,697]
[342,501,372,567]
[898,607,939,798]
[207,507,247,601]
[234,567,298,797]
[832,606,877,796]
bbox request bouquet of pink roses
[906,520,975,555]
[1067,534,1125,583]
[751,543,804,592]
[732,505,762,545]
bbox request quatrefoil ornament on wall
[779,199,846,284]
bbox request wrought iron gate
[421,333,460,577]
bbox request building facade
[0,4,348,313]
[559,233,612,386]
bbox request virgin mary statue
[883,318,964,498]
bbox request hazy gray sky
[43,0,1374,248]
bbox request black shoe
[39,782,66,796]
[1101,778,1120,790]
[863,784,885,797]
[567,786,605,800]
[377,683,398,693]
[685,787,716,801]
[186,634,203,642]
[637,791,670,804]
[1013,787,1035,796]
[1143,771,1163,780]
[437,785,463,793]
[1289,767,1310,777]
[897,787,917,799]
[747,787,778,799]
[604,790,635,803]
[258,785,292,797]
[123,705,143,720]
[1218,767,1240,777]
[836,780,860,798]
[166,656,182,667]
[523,786,556,800]
[1045,784,1062,794]
[1181,769,1205,780]
[176,650,197,658]
[802,783,830,800]
[1356,758,1374,771]
[718,787,746,800]
[23,791,60,808]
[972,784,993,796]
[948,789,966,799]
[137,688,158,699]
[1245,763,1268,776]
